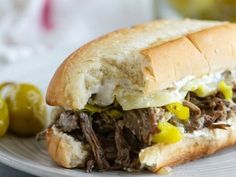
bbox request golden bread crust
[46,20,229,110]
[139,117,236,172]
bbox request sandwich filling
[51,70,236,172]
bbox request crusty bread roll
[45,19,236,172]
[46,19,236,110]
[139,116,236,172]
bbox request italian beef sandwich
[44,19,236,172]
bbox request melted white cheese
[117,69,236,110]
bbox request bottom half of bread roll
[139,116,236,172]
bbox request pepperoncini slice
[105,109,123,119]
[218,81,233,101]
[84,104,105,113]
[166,102,190,120]
[152,122,182,144]
[193,85,209,97]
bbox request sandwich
[44,19,236,172]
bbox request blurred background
[0,0,153,64]
[1,0,236,65]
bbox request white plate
[0,53,236,177]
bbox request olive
[5,83,47,136]
[169,0,236,21]
[0,96,9,137]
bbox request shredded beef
[185,92,236,131]
[183,100,201,118]
[56,111,79,132]
[233,83,236,103]
[78,112,110,170]
[208,123,231,130]
[92,113,115,136]
[123,108,158,145]
[53,108,156,171]
[54,111,85,141]
[114,121,131,168]
[92,113,117,162]
[123,127,143,153]
[86,159,95,173]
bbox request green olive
[0,96,9,137]
[169,0,236,21]
[5,83,47,136]
[169,0,215,18]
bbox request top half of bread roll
[46,19,236,110]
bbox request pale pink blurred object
[41,0,53,30]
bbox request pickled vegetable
[169,0,236,22]
[105,109,123,119]
[193,85,209,97]
[218,81,232,101]
[152,122,182,144]
[83,100,122,117]
[170,0,215,17]
[166,102,190,120]
[5,83,47,136]
[84,104,108,113]
[0,95,9,137]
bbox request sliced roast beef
[208,123,231,130]
[185,92,236,131]
[78,112,110,170]
[56,110,79,132]
[233,83,236,102]
[183,100,201,118]
[54,110,85,141]
[86,159,95,173]
[114,121,131,168]
[92,113,115,136]
[123,108,159,145]
[92,113,117,162]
